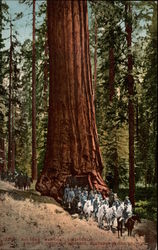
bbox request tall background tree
[125,1,135,207]
[32,0,37,180]
[0,0,8,174]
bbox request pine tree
[31,0,37,180]
[0,0,8,174]
[125,1,135,206]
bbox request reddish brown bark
[113,147,119,193]
[93,17,97,102]
[36,0,109,202]
[109,1,118,191]
[125,2,135,207]
[8,20,12,172]
[109,1,115,103]
[32,0,37,180]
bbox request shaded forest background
[0,0,157,220]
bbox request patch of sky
[2,0,153,50]
[2,0,45,49]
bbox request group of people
[63,183,133,230]
[0,170,32,190]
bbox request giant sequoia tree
[36,0,109,202]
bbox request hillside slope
[0,181,156,250]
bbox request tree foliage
[0,0,157,193]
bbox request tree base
[88,170,109,198]
[35,169,109,203]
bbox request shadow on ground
[0,188,61,207]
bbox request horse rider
[123,196,133,223]
[88,190,95,205]
[124,196,131,206]
[103,197,109,206]
[108,189,114,207]
[112,193,121,210]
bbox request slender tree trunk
[136,97,139,140]
[11,141,15,173]
[32,0,37,180]
[0,139,5,173]
[8,20,13,172]
[109,47,115,102]
[93,17,97,102]
[11,101,15,173]
[153,120,158,185]
[43,17,49,113]
[113,134,119,193]
[36,0,109,202]
[108,1,118,191]
[109,1,115,103]
[0,1,4,174]
[125,2,135,207]
[109,46,115,102]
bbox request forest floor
[0,180,157,250]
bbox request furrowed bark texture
[125,2,135,207]
[93,17,97,102]
[36,0,109,202]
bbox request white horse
[104,206,117,230]
[123,203,133,222]
[97,204,109,228]
[116,202,125,218]
[83,200,93,219]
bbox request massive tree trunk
[36,0,109,202]
[32,0,37,180]
[93,17,97,103]
[8,20,13,172]
[125,2,135,207]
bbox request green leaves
[12,12,23,21]
[88,0,157,188]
